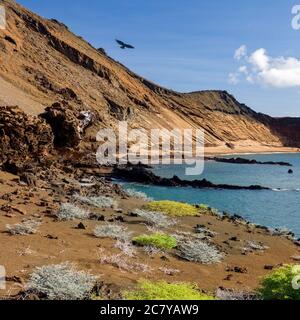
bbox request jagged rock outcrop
[41,101,95,148]
[41,102,82,148]
[0,106,53,173]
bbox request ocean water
[123,153,300,237]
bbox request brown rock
[264,265,274,270]
[40,101,82,148]
[76,222,86,230]
[45,234,58,240]
[0,106,53,174]
[226,266,248,274]
[224,274,233,281]
[6,276,24,284]
[5,213,16,218]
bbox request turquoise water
[123,153,300,237]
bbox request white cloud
[229,46,300,88]
[238,66,248,74]
[234,45,247,60]
[246,75,254,84]
[228,73,239,85]
[249,48,269,71]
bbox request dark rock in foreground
[113,167,270,191]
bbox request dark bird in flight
[116,39,135,49]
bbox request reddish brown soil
[0,171,299,299]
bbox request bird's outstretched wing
[116,39,135,49]
[116,39,125,46]
[125,44,135,49]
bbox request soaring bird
[115,39,135,49]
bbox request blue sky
[18,0,300,116]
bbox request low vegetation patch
[6,219,41,235]
[74,195,118,209]
[133,209,177,228]
[26,262,97,300]
[197,204,220,215]
[197,204,209,210]
[143,245,165,257]
[114,240,136,257]
[178,239,223,264]
[245,241,269,251]
[159,267,181,276]
[133,233,177,250]
[93,223,132,241]
[123,280,215,300]
[143,201,199,217]
[173,230,209,241]
[57,203,89,221]
[98,248,152,273]
[195,225,217,238]
[216,288,257,300]
[125,189,152,201]
[257,264,300,300]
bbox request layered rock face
[0,0,299,152]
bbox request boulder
[41,101,95,148]
[41,101,81,148]
[0,106,53,173]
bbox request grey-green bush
[57,203,89,221]
[74,195,118,209]
[26,262,97,300]
[178,239,223,264]
[133,209,177,228]
[93,223,132,241]
[6,219,41,235]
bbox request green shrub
[123,280,215,300]
[258,264,300,300]
[133,233,177,250]
[198,204,209,210]
[143,201,199,217]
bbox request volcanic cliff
[0,0,300,160]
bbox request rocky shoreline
[113,166,270,190]
[206,157,293,167]
[0,142,299,300]
[1,164,299,300]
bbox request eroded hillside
[0,0,299,153]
